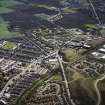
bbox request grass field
[33,4,51,10]
[50,73,62,81]
[0,0,23,14]
[2,41,17,49]
[62,48,81,62]
[0,7,13,14]
[69,70,105,105]
[63,7,77,14]
[72,71,84,80]
[69,76,98,104]
[0,0,23,38]
[85,24,98,31]
[0,22,20,38]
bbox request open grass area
[69,77,97,104]
[85,24,98,31]
[72,71,84,80]
[50,73,62,81]
[0,0,22,6]
[0,0,23,14]
[33,4,50,9]
[62,48,81,62]
[0,7,13,14]
[0,22,20,38]
[69,72,105,105]
[2,41,17,49]
[0,17,21,38]
[63,7,77,14]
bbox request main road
[56,51,76,105]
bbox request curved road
[94,74,105,105]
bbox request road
[94,74,105,105]
[48,13,63,22]
[25,32,48,55]
[56,51,76,105]
[87,0,101,24]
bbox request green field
[0,0,23,14]
[33,4,51,10]
[85,24,98,31]
[63,7,77,14]
[0,7,13,14]
[0,0,24,38]
[49,73,62,81]
[0,21,20,38]
[72,71,84,80]
[1,41,17,49]
[68,69,105,105]
[62,48,81,63]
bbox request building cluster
[91,44,105,61]
[0,58,25,79]
[0,72,40,105]
[0,33,48,63]
[0,60,49,105]
[72,59,105,78]
[0,15,104,105]
[27,82,64,105]
[31,26,105,52]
